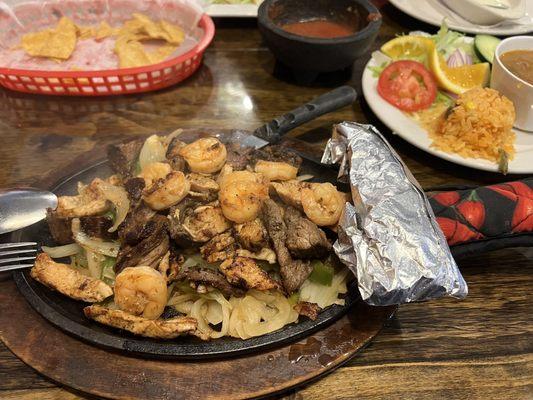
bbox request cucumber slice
[474,35,501,64]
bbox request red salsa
[280,19,356,39]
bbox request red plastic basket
[0,14,214,96]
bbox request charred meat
[294,302,321,321]
[225,142,254,171]
[284,207,332,259]
[251,145,302,168]
[123,177,146,205]
[115,215,169,273]
[118,201,157,245]
[261,199,312,293]
[107,139,144,177]
[46,209,73,244]
[174,265,245,297]
[80,215,116,241]
[166,137,187,171]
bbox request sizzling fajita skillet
[12,86,365,359]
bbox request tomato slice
[377,60,437,112]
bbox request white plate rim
[362,57,533,174]
[205,4,259,17]
[388,0,533,36]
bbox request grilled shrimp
[143,171,190,210]
[219,171,269,223]
[179,137,227,174]
[114,266,168,320]
[301,182,345,226]
[254,160,298,181]
[138,162,172,188]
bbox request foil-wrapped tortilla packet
[322,122,468,305]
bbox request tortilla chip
[76,25,94,40]
[21,17,77,60]
[115,37,151,68]
[94,22,117,40]
[147,44,177,64]
[123,14,184,45]
[20,12,184,68]
[159,20,185,45]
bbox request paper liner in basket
[322,122,468,305]
[0,0,204,70]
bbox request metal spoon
[0,188,57,235]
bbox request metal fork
[0,242,37,272]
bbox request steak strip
[261,199,312,293]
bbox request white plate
[389,0,533,36]
[362,56,533,174]
[205,4,260,17]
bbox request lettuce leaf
[432,20,480,63]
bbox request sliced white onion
[85,248,105,279]
[163,128,183,148]
[296,174,314,182]
[93,179,130,232]
[72,218,120,257]
[42,243,82,258]
[139,134,166,171]
[299,268,348,308]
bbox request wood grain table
[0,2,532,399]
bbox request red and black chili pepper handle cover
[428,179,533,258]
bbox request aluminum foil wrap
[322,122,468,305]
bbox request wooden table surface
[0,2,532,399]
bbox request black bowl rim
[258,0,382,45]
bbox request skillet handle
[253,86,357,143]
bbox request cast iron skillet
[12,87,360,359]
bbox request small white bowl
[442,0,525,25]
[490,36,533,132]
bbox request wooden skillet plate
[0,277,396,399]
[10,129,363,359]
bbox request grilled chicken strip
[200,231,236,263]
[31,253,112,303]
[187,173,220,202]
[84,305,197,339]
[261,199,312,293]
[55,180,109,218]
[220,256,281,291]
[234,218,269,252]
[270,180,310,210]
[169,200,231,245]
[236,248,277,264]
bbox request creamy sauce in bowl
[500,49,533,85]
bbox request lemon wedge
[429,47,490,94]
[380,36,435,61]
